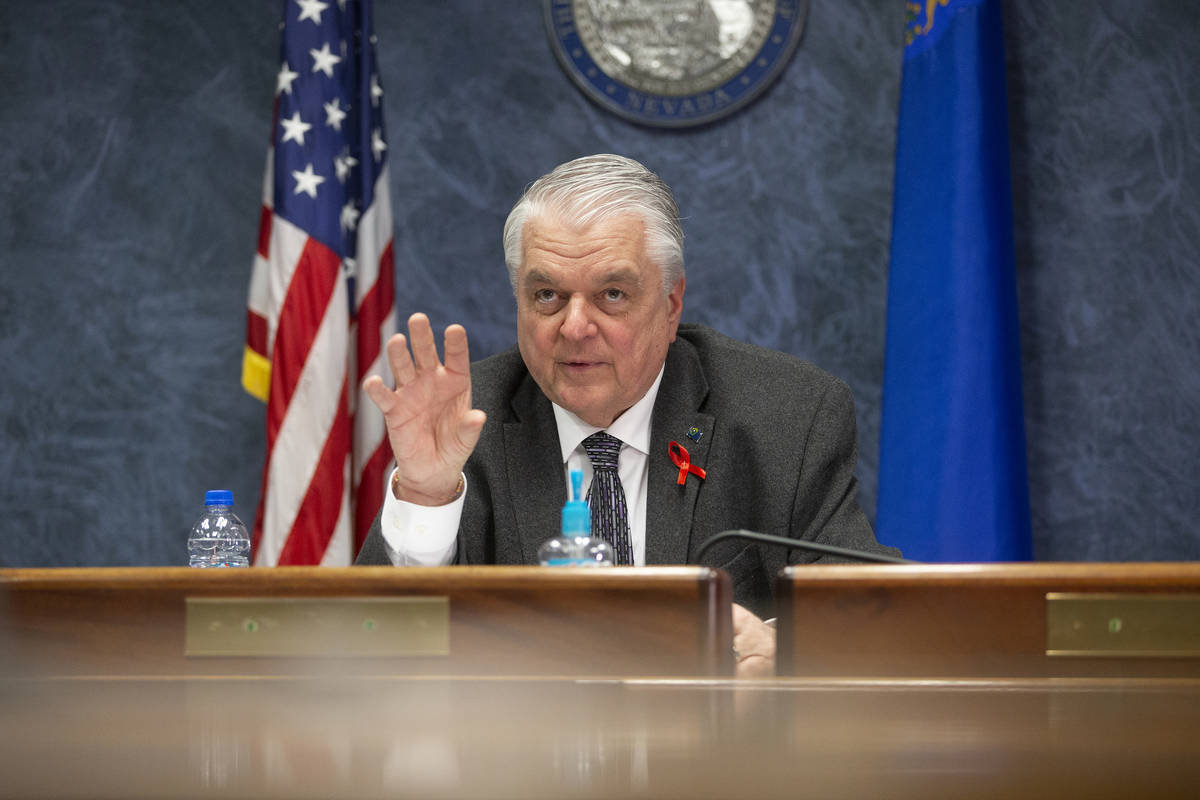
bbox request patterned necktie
[582,431,634,566]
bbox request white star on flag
[334,152,358,183]
[280,111,312,145]
[324,98,347,131]
[310,42,342,78]
[370,73,383,107]
[296,0,330,24]
[340,202,360,232]
[292,163,325,198]
[371,127,386,162]
[276,62,299,95]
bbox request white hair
[502,154,685,294]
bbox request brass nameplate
[185,597,449,657]
[1047,593,1200,657]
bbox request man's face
[515,214,685,428]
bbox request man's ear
[666,275,685,340]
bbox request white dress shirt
[378,368,665,567]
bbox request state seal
[544,0,809,128]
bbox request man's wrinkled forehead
[520,265,646,290]
[517,215,656,283]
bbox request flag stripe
[258,269,350,565]
[246,309,268,357]
[353,168,392,306]
[355,239,394,383]
[355,438,392,553]
[277,375,352,565]
[321,458,355,567]
[350,166,396,552]
[266,236,342,445]
[257,205,272,260]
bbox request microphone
[694,529,915,565]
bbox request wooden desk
[2,675,1198,798]
[776,563,1200,678]
[0,566,732,678]
[4,565,1200,796]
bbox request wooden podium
[776,562,1200,678]
[0,566,733,678]
[4,564,1200,797]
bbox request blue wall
[2,1,1197,565]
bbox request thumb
[456,409,487,454]
[362,375,394,414]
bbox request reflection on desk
[3,675,1199,799]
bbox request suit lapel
[503,374,566,565]
[646,338,713,566]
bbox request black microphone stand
[695,529,916,565]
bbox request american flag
[243,0,395,566]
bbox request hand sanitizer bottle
[537,469,614,567]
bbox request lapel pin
[686,426,702,442]
[668,441,707,486]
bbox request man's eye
[534,289,557,304]
[603,288,624,302]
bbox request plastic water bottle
[188,490,251,568]
[538,470,613,567]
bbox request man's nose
[560,296,597,340]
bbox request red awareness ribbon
[668,441,707,486]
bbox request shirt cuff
[378,469,465,566]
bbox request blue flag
[876,0,1032,561]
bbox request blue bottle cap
[205,489,234,507]
[561,470,591,536]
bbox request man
[356,154,898,676]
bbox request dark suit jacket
[356,324,899,617]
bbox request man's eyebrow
[600,268,642,286]
[522,269,554,286]
[521,268,643,287]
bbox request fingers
[731,603,776,679]
[731,603,760,633]
[362,374,394,413]
[407,312,439,372]
[735,654,774,680]
[384,332,416,388]
[372,313,472,402]
[384,315,462,388]
[443,324,471,376]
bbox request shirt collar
[552,366,664,463]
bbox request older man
[356,154,898,676]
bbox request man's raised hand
[362,313,487,506]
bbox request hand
[732,603,776,679]
[362,313,487,506]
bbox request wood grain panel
[0,566,733,678]
[776,563,1200,678]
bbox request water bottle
[188,490,251,568]
[538,470,613,567]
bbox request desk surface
[4,675,1199,799]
